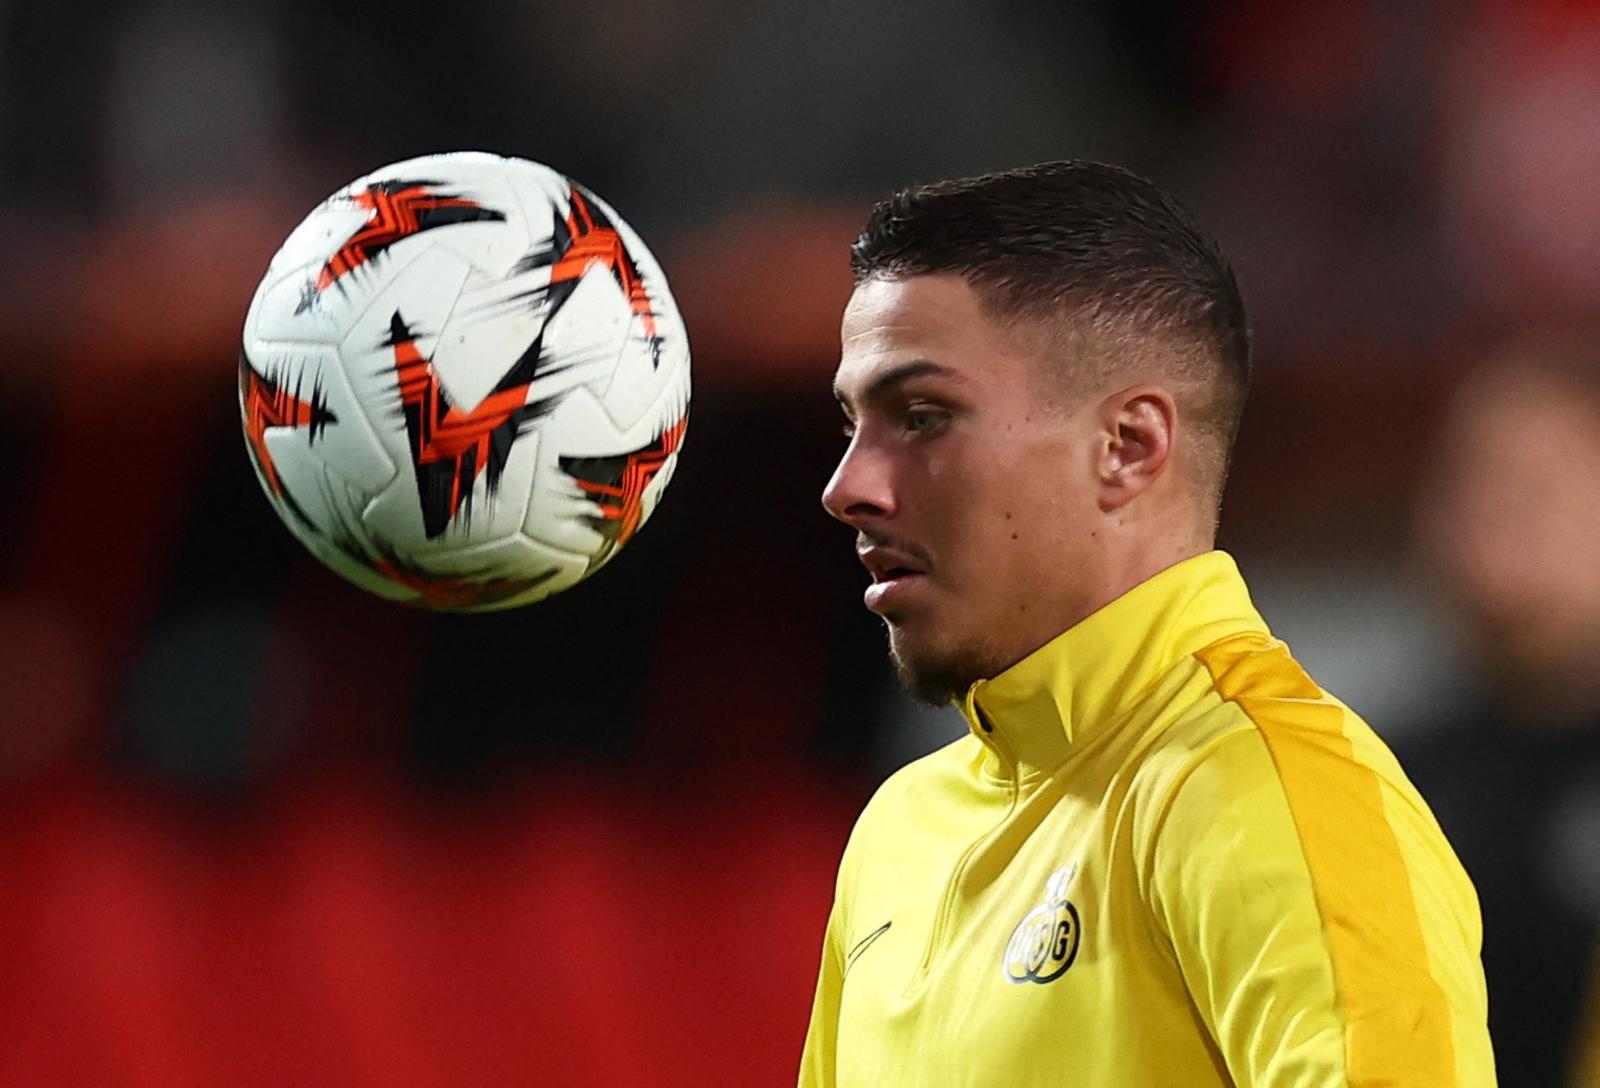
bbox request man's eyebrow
[832,359,965,410]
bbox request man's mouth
[856,543,931,613]
[857,543,928,581]
[862,570,927,613]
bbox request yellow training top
[798,551,1494,1087]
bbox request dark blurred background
[3,1,1600,1084]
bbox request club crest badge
[1002,863,1081,984]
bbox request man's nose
[822,439,895,526]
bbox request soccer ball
[239,152,690,611]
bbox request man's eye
[905,408,946,434]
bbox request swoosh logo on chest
[844,921,892,979]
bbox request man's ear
[1094,385,1176,511]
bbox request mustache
[855,531,934,569]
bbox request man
[1403,333,1600,1087]
[800,162,1494,1086]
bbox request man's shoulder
[1136,631,1453,873]
[856,731,985,823]
[1187,630,1408,777]
[1131,631,1423,830]
[833,733,985,869]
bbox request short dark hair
[851,161,1251,510]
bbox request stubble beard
[886,623,998,707]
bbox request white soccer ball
[239,152,691,611]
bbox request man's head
[1415,330,1600,724]
[822,161,1251,704]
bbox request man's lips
[856,544,928,583]
[863,573,926,613]
[857,544,930,614]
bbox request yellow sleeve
[1148,728,1495,1087]
[796,899,845,1088]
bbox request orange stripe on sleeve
[1195,634,1457,1087]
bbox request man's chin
[887,629,986,707]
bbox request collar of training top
[957,550,1269,777]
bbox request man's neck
[1081,530,1213,632]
